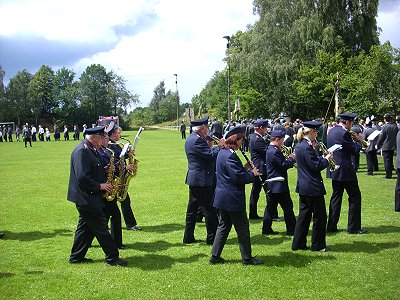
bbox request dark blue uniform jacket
[185,132,220,187]
[266,145,294,193]
[67,139,106,208]
[295,139,329,196]
[327,125,361,181]
[213,148,255,211]
[249,132,268,175]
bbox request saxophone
[318,142,340,171]
[115,127,144,202]
[104,147,118,201]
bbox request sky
[1,0,399,109]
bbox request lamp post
[223,35,231,123]
[173,73,179,127]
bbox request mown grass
[0,129,399,299]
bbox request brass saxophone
[318,142,340,171]
[104,147,117,201]
[115,127,144,202]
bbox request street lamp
[223,35,231,123]
[173,73,179,127]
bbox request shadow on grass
[122,253,207,270]
[368,225,400,234]
[138,223,184,234]
[0,272,16,279]
[125,240,184,252]
[332,241,400,253]
[1,229,73,241]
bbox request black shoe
[262,230,278,235]
[286,232,294,236]
[249,215,262,220]
[292,246,309,251]
[209,256,227,265]
[69,258,93,264]
[127,225,142,231]
[118,245,129,250]
[183,239,201,244]
[273,217,285,222]
[242,257,263,265]
[349,229,368,234]
[327,228,338,234]
[0,233,4,239]
[105,258,128,266]
[311,246,330,252]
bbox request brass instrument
[115,127,144,202]
[104,147,118,201]
[349,130,368,148]
[240,149,265,186]
[281,145,296,168]
[318,142,340,171]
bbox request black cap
[303,121,322,130]
[224,126,245,139]
[190,116,209,126]
[254,119,269,127]
[338,113,358,121]
[85,126,105,135]
[384,113,392,121]
[270,129,286,138]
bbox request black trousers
[382,150,394,179]
[120,193,137,228]
[249,175,278,218]
[24,138,32,147]
[365,150,377,175]
[183,186,217,244]
[105,201,123,247]
[292,195,327,251]
[327,180,362,233]
[211,209,252,260]
[395,169,400,212]
[181,131,186,139]
[70,205,119,263]
[262,192,296,234]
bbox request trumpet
[281,145,296,168]
[318,142,340,171]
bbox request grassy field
[0,128,399,299]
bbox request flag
[334,73,344,117]
[233,94,240,114]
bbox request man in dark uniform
[395,130,400,212]
[363,117,379,176]
[326,113,367,234]
[248,119,271,219]
[68,126,127,266]
[108,126,142,231]
[262,130,296,236]
[377,114,398,179]
[183,116,221,245]
[210,117,223,139]
[180,122,186,139]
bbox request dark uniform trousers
[211,209,252,260]
[120,193,138,228]
[365,150,378,175]
[249,175,278,218]
[327,180,362,233]
[292,195,327,251]
[105,201,123,247]
[395,169,400,212]
[70,205,119,263]
[382,150,395,179]
[184,186,217,244]
[262,192,296,234]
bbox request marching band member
[210,126,263,265]
[326,113,367,234]
[262,129,296,236]
[292,121,332,252]
[68,126,127,266]
[363,117,378,176]
[183,116,221,245]
[108,126,142,231]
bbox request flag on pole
[233,94,240,114]
[334,72,344,117]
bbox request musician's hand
[100,183,113,193]
[324,152,333,161]
[218,138,225,147]
[126,164,137,172]
[289,153,296,160]
[252,167,260,177]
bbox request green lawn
[0,129,399,299]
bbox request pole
[173,74,179,127]
[223,36,231,123]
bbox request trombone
[318,142,340,171]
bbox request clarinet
[240,149,265,186]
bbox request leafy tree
[107,70,139,115]
[5,69,33,125]
[27,65,55,124]
[149,81,166,123]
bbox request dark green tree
[149,81,166,123]
[107,70,139,116]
